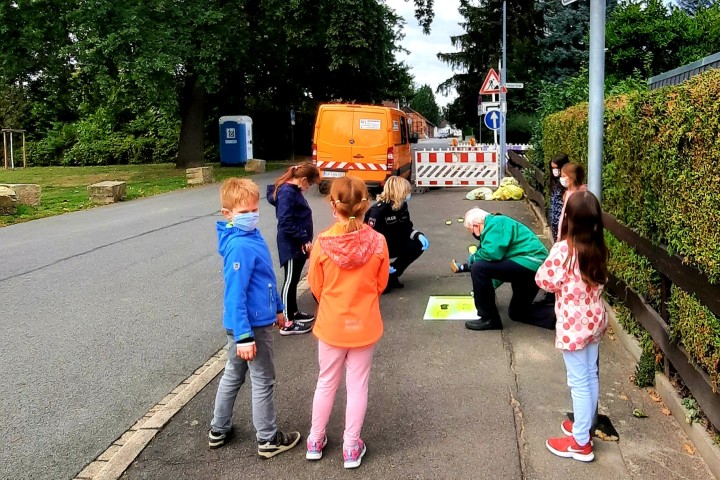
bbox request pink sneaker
[306,436,327,460]
[343,439,367,469]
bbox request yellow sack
[490,184,525,201]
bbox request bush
[543,67,720,388]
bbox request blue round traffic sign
[484,110,504,131]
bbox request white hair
[463,208,490,228]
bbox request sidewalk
[119,188,713,479]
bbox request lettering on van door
[392,121,399,131]
[359,119,382,130]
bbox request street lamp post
[587,0,606,202]
[499,0,507,180]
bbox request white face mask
[559,177,569,188]
[552,168,560,177]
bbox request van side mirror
[410,133,419,144]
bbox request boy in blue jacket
[208,178,300,457]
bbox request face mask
[232,212,259,231]
[559,177,568,188]
[552,168,560,177]
[406,194,412,201]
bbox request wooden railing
[506,151,720,428]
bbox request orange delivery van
[312,104,417,191]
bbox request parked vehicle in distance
[312,104,416,193]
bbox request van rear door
[352,109,387,173]
[316,108,354,174]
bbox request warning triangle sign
[480,68,507,94]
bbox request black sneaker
[258,430,301,458]
[208,428,232,448]
[388,273,404,289]
[279,321,313,336]
[293,311,315,322]
[465,317,503,331]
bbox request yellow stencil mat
[423,296,477,321]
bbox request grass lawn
[0,161,293,227]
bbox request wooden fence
[506,150,720,429]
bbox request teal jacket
[469,214,548,272]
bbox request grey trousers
[210,326,277,441]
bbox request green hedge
[543,68,720,389]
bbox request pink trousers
[309,340,376,448]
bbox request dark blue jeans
[470,259,543,325]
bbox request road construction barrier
[414,149,498,187]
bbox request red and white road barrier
[414,150,498,187]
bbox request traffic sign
[505,83,524,89]
[480,68,507,94]
[484,110,504,131]
[481,102,500,114]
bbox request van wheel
[318,180,331,195]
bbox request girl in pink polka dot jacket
[534,190,609,463]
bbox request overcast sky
[386,0,465,107]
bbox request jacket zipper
[268,283,273,313]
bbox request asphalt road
[0,170,335,480]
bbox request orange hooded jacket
[308,222,389,348]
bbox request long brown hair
[329,176,370,234]
[560,190,608,286]
[561,162,585,189]
[272,162,320,200]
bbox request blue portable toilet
[219,116,253,166]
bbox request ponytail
[272,162,320,200]
[329,176,370,233]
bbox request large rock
[0,183,41,206]
[244,159,266,173]
[87,181,127,205]
[186,166,214,185]
[0,185,19,215]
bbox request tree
[410,85,440,125]
[675,0,714,14]
[437,0,543,135]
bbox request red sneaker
[561,419,573,436]
[546,435,594,462]
[560,420,594,445]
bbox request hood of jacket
[266,183,301,207]
[318,223,385,270]
[217,220,254,255]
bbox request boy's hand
[236,343,256,361]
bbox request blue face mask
[406,194,412,201]
[231,212,259,231]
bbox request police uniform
[365,200,424,281]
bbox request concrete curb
[75,280,313,480]
[74,348,227,480]
[606,303,720,478]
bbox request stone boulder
[0,183,41,206]
[186,166,214,185]
[0,185,19,215]
[244,159,266,174]
[87,181,127,205]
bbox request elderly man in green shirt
[452,208,554,331]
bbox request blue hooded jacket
[216,221,284,343]
[266,183,314,266]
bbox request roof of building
[648,51,720,90]
[401,106,437,128]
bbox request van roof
[317,103,404,115]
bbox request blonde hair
[377,176,412,211]
[220,178,259,209]
[272,162,320,200]
[329,176,370,233]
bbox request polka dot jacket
[535,240,607,351]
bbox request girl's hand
[276,313,289,329]
[302,242,313,254]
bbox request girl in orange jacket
[305,176,389,469]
